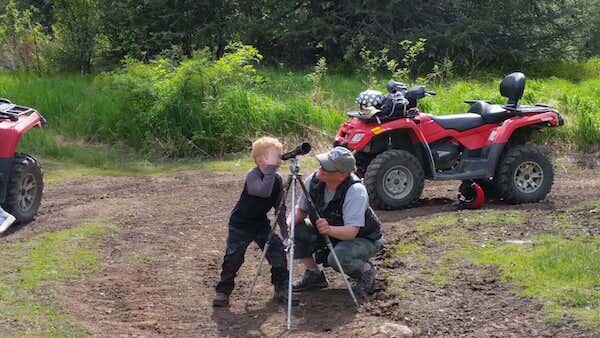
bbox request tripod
[244,157,359,330]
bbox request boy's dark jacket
[229,166,286,231]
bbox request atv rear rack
[0,98,43,123]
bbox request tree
[100,0,238,62]
[587,0,600,56]
[0,0,49,72]
[52,0,104,73]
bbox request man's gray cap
[316,146,356,173]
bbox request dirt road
[3,153,599,337]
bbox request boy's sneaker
[212,292,230,307]
[0,214,16,234]
[274,285,299,306]
[355,262,376,297]
[292,269,328,292]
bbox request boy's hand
[258,149,282,173]
[264,149,282,166]
[283,238,291,252]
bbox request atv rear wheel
[364,149,424,210]
[494,144,553,204]
[3,153,43,223]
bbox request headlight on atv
[351,133,365,143]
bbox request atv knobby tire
[493,144,553,204]
[3,153,43,223]
[364,149,424,210]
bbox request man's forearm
[327,225,359,241]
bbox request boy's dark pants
[215,222,288,295]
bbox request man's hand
[315,218,330,235]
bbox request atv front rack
[0,98,44,123]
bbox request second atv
[0,99,45,225]
[334,72,563,210]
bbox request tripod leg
[296,176,359,307]
[244,175,293,309]
[323,237,359,306]
[287,175,297,330]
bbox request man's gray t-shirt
[298,173,368,227]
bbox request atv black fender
[358,129,434,178]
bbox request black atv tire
[364,149,424,210]
[3,153,43,223]
[493,144,553,204]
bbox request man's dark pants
[294,220,382,278]
[215,222,288,295]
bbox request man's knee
[326,245,355,273]
[293,219,317,242]
[293,219,319,259]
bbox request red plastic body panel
[492,111,561,143]
[336,109,562,152]
[0,112,43,157]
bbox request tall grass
[1,56,599,160]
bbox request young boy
[213,137,296,307]
[0,206,16,234]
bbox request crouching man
[291,146,384,296]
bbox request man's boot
[292,269,328,292]
[354,262,376,297]
[212,292,230,307]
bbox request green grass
[414,210,524,233]
[0,221,111,337]
[386,208,599,329]
[17,130,255,184]
[469,235,600,327]
[408,211,526,287]
[2,57,599,163]
[393,242,429,264]
[26,134,322,184]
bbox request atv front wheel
[364,150,424,210]
[3,153,43,223]
[494,145,553,204]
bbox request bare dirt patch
[2,154,599,337]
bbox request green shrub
[2,55,600,159]
[566,96,600,150]
[530,57,600,82]
[95,44,344,157]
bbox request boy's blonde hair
[251,136,283,162]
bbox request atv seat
[430,113,486,132]
[467,101,513,124]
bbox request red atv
[334,72,564,210]
[0,98,45,223]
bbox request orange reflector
[371,126,384,135]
